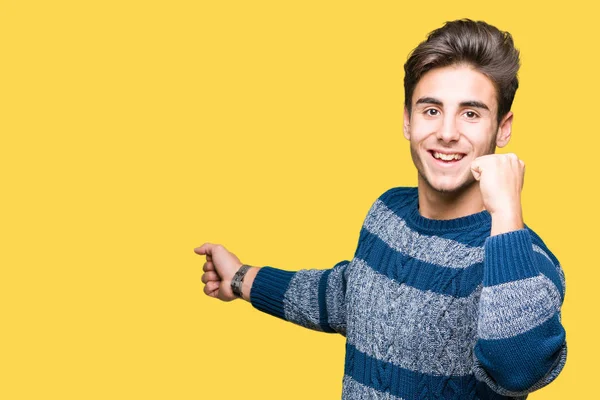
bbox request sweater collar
[404,187,492,232]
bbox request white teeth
[433,152,463,161]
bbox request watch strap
[231,264,251,298]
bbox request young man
[195,19,567,399]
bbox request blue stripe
[355,229,483,297]
[344,343,523,400]
[377,188,491,242]
[474,381,528,400]
[526,225,560,266]
[344,343,481,399]
[318,269,335,333]
[250,267,295,320]
[474,313,566,393]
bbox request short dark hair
[404,19,520,124]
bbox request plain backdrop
[1,1,597,398]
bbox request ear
[496,111,513,148]
[403,107,411,140]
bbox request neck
[417,177,485,220]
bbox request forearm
[246,261,351,335]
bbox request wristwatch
[231,264,251,298]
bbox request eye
[425,109,439,116]
[464,111,479,119]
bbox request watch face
[231,280,241,296]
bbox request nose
[436,115,460,143]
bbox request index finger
[203,261,215,272]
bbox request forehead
[412,64,498,111]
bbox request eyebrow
[415,97,490,111]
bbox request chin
[432,183,463,194]
[426,174,474,195]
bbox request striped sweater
[250,186,567,399]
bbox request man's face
[403,64,512,194]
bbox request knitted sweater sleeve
[473,228,567,396]
[247,188,403,336]
[249,260,351,335]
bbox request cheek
[459,122,496,150]
[409,119,438,141]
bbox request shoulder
[524,224,560,266]
[362,186,417,219]
[376,186,418,211]
[524,224,566,296]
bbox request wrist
[230,264,250,299]
[490,208,524,236]
[230,264,260,302]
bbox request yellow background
[2,1,597,398]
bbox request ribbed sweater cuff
[250,266,295,320]
[483,229,539,286]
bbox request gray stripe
[477,274,562,340]
[346,258,481,376]
[474,343,566,397]
[364,199,483,269]
[532,244,552,263]
[283,269,323,331]
[557,265,566,295]
[342,375,404,400]
[325,264,347,335]
[533,244,566,293]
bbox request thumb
[194,243,215,255]
[470,161,482,181]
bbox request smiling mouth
[428,150,466,164]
